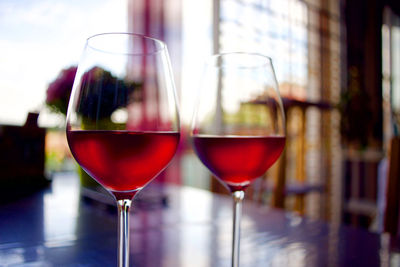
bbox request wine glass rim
[208,52,273,68]
[86,32,167,56]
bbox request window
[0,0,128,126]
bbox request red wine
[193,135,285,191]
[67,130,179,192]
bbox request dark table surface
[0,172,395,266]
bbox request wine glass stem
[117,199,132,267]
[232,190,245,267]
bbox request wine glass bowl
[191,52,285,266]
[192,52,285,192]
[67,33,180,198]
[66,33,180,267]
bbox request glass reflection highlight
[43,172,79,245]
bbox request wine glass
[66,33,180,267]
[191,52,285,267]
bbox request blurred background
[0,0,400,234]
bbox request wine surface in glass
[67,130,179,192]
[193,135,285,191]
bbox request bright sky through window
[0,0,127,126]
[0,0,309,127]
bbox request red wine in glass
[67,130,180,193]
[191,52,286,267]
[193,135,285,192]
[65,33,180,267]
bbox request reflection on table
[0,172,393,266]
